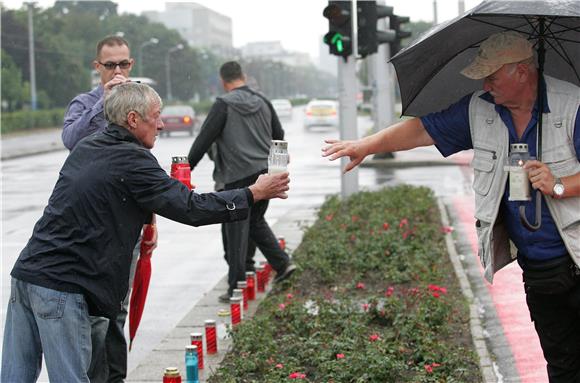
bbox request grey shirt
[188,86,284,184]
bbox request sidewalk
[127,206,318,382]
[1,128,65,160]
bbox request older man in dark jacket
[1,82,289,383]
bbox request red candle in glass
[263,262,273,281]
[256,265,265,293]
[232,289,244,319]
[170,156,192,190]
[204,319,217,354]
[237,281,248,311]
[190,332,204,369]
[245,271,256,301]
[230,297,242,326]
[278,236,286,250]
[163,367,182,383]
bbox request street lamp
[26,2,37,110]
[138,37,158,77]
[165,44,184,102]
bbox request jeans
[1,278,92,383]
[87,237,141,383]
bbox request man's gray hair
[104,82,162,126]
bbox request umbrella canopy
[129,223,155,350]
[391,0,580,117]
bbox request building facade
[240,41,312,67]
[143,2,234,56]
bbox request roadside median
[209,185,484,382]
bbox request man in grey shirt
[62,35,152,383]
[188,61,296,302]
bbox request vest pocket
[471,147,497,196]
[542,142,578,177]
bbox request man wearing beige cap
[323,31,580,381]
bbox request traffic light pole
[371,1,395,135]
[339,0,358,198]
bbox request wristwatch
[553,178,565,198]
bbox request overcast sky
[4,0,483,58]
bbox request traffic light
[357,2,396,58]
[389,15,412,55]
[323,1,352,58]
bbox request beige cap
[461,31,534,79]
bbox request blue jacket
[12,124,252,318]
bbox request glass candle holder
[163,367,182,383]
[256,265,265,293]
[170,156,192,190]
[245,271,256,301]
[189,332,204,370]
[204,319,217,355]
[237,281,248,311]
[184,345,199,383]
[230,296,242,326]
[278,236,286,251]
[268,140,289,174]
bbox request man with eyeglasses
[63,35,134,150]
[61,35,142,383]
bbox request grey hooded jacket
[188,86,284,185]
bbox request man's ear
[516,63,529,82]
[127,111,138,129]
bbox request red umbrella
[129,222,156,350]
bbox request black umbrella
[390,0,580,231]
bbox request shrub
[1,108,65,134]
[210,185,481,382]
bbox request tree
[1,49,25,111]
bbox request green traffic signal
[331,33,344,53]
[323,1,352,58]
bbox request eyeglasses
[98,60,131,70]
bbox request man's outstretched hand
[249,172,290,201]
[322,139,366,173]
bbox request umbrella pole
[519,17,545,232]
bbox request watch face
[554,183,565,196]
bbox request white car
[272,99,293,120]
[303,99,338,129]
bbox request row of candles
[163,238,286,382]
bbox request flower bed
[210,185,481,382]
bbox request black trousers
[523,262,580,383]
[224,171,289,294]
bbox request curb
[361,158,460,169]
[437,199,497,383]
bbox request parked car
[160,105,197,136]
[303,99,338,129]
[272,99,293,120]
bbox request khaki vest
[468,76,580,283]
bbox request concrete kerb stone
[437,199,497,383]
[361,158,457,169]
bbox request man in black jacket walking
[188,61,295,302]
[1,82,289,383]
